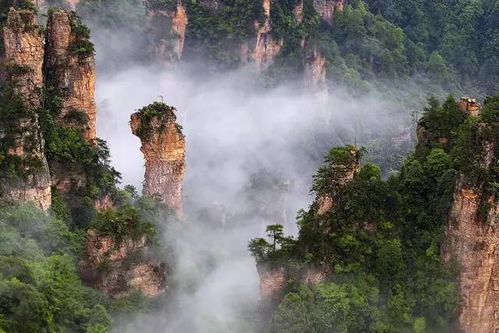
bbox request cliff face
[315,147,361,216]
[312,0,344,24]
[442,123,499,332]
[130,103,186,215]
[0,8,51,211]
[459,97,481,117]
[145,1,188,67]
[249,0,283,70]
[258,265,286,297]
[80,230,165,298]
[44,9,97,142]
[304,44,326,88]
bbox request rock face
[0,8,51,211]
[249,0,283,70]
[258,265,286,297]
[130,102,186,215]
[312,0,345,24]
[304,44,326,88]
[145,0,188,67]
[315,147,361,216]
[80,230,165,298]
[459,97,480,117]
[44,9,97,142]
[293,0,304,24]
[441,105,499,332]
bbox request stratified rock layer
[81,230,165,298]
[0,8,51,211]
[130,103,186,215]
[44,9,97,142]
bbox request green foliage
[90,205,156,243]
[0,86,44,179]
[184,0,263,67]
[311,145,362,195]
[251,95,499,331]
[132,101,181,140]
[0,204,111,333]
[68,12,95,59]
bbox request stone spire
[0,8,51,211]
[130,102,186,215]
[145,0,188,67]
[44,9,97,142]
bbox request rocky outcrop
[44,9,97,142]
[304,44,326,88]
[459,97,480,117]
[312,0,345,24]
[315,146,361,216]
[441,106,499,332]
[145,0,188,67]
[130,102,186,215]
[249,0,283,70]
[293,0,304,24]
[0,8,51,211]
[80,230,165,298]
[258,265,286,297]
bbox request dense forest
[72,0,499,96]
[249,94,499,331]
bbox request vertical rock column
[145,0,188,67]
[0,8,51,210]
[303,0,345,88]
[44,9,97,142]
[130,102,186,215]
[315,146,361,216]
[249,0,283,70]
[441,104,499,333]
[312,0,345,24]
[304,45,326,88]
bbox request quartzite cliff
[441,99,499,333]
[131,102,186,216]
[0,8,52,211]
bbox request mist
[92,58,413,331]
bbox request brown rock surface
[304,45,326,88]
[0,8,51,211]
[258,266,286,297]
[249,0,283,70]
[294,0,304,24]
[442,134,499,332]
[145,1,188,67]
[44,10,97,142]
[81,230,165,298]
[459,97,481,116]
[312,0,344,24]
[130,103,186,215]
[315,147,361,216]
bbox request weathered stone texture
[130,106,186,215]
[312,0,345,24]
[0,8,51,211]
[145,1,188,67]
[44,10,97,141]
[442,130,499,332]
[81,230,165,298]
